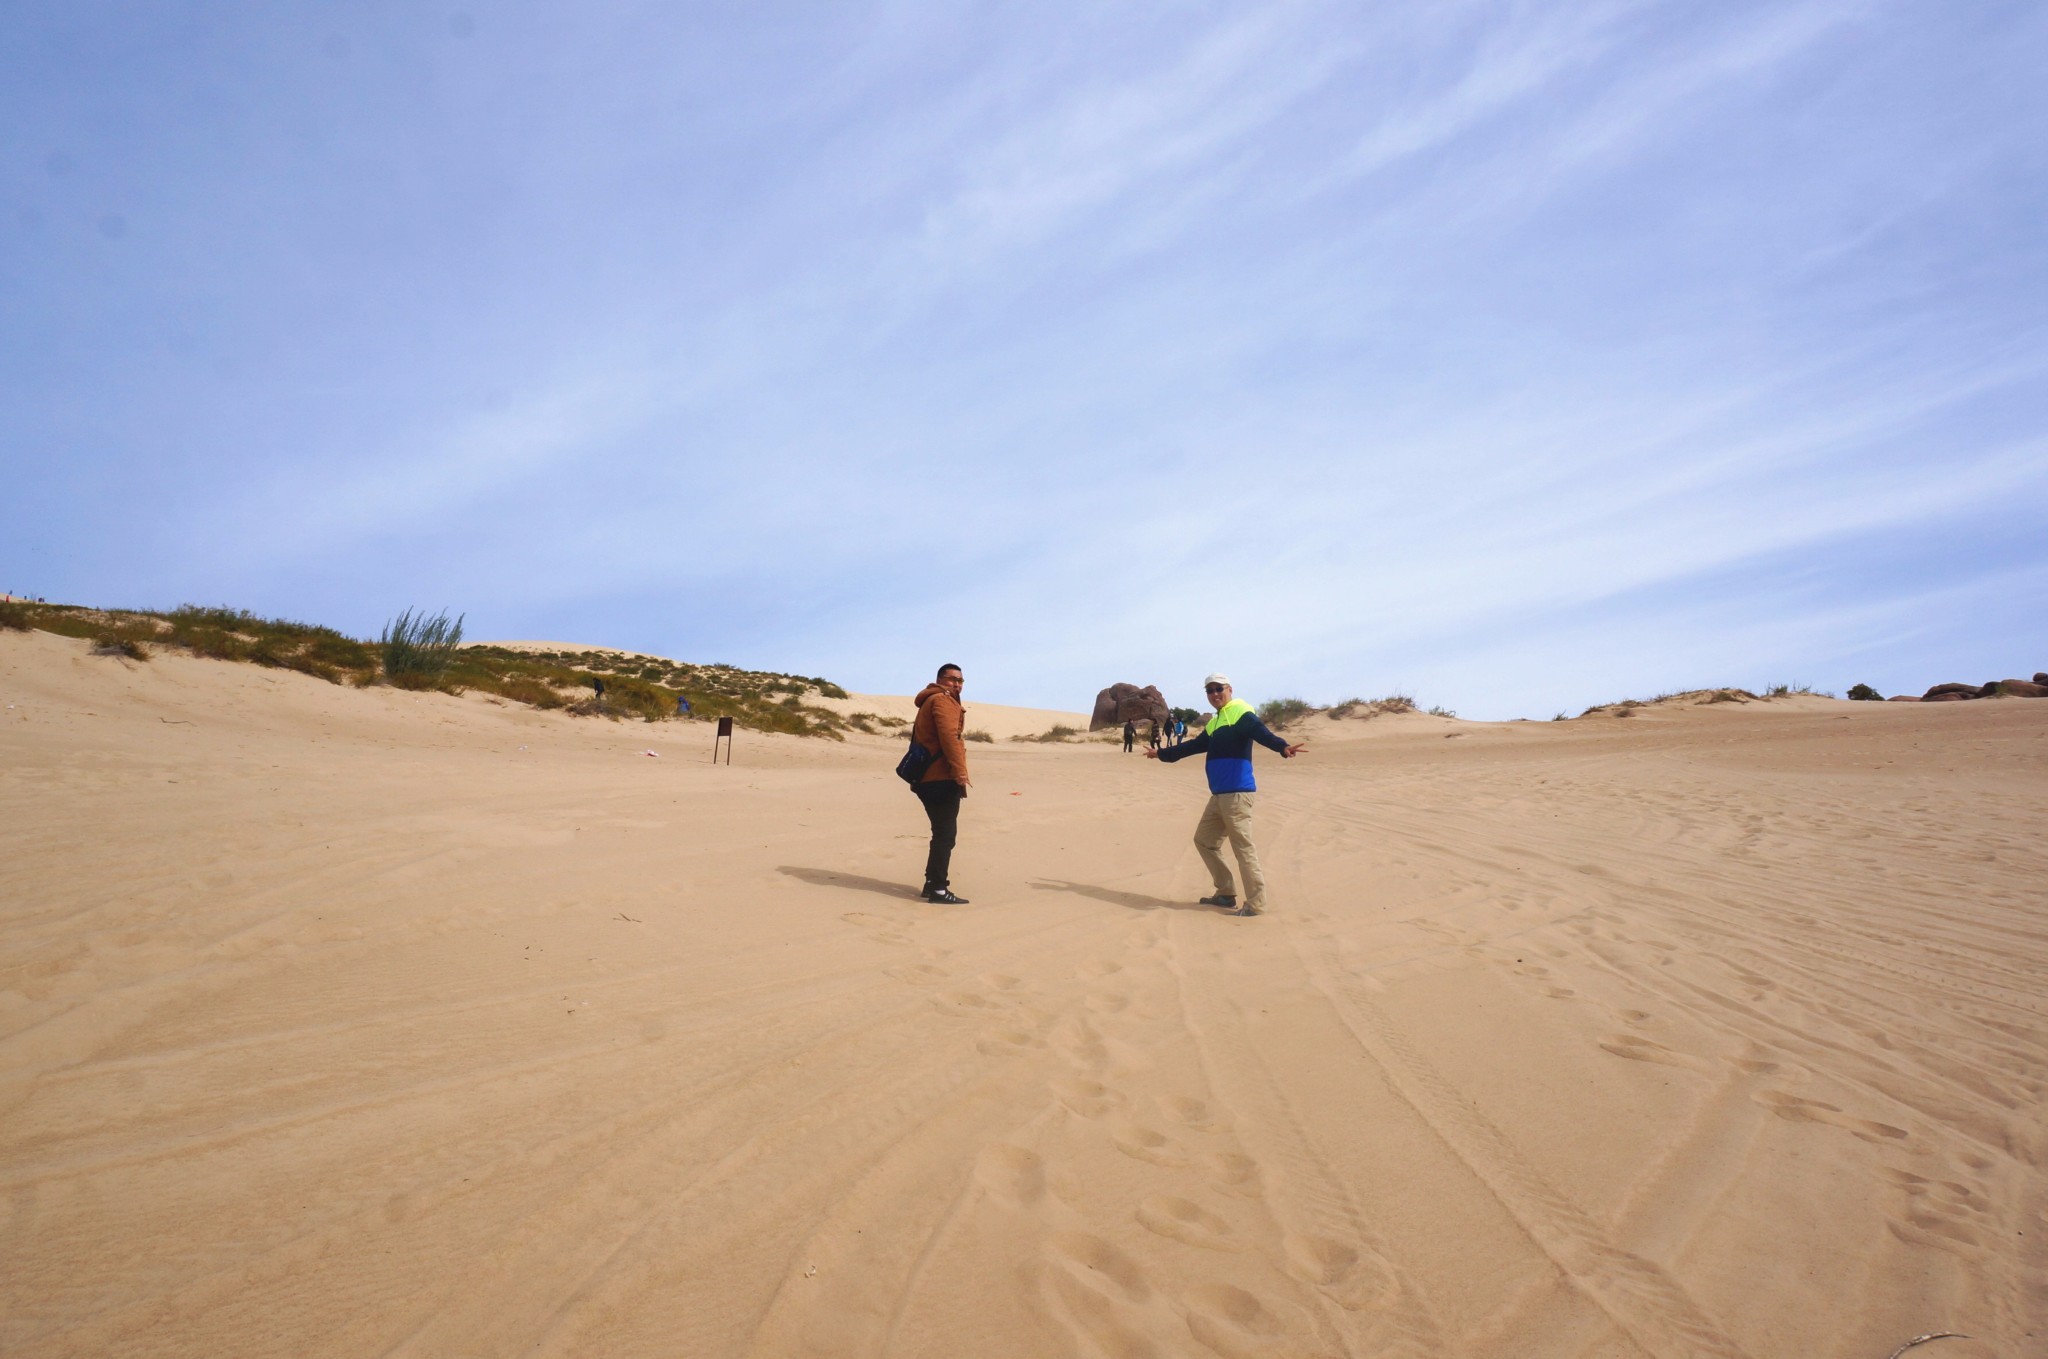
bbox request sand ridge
[2,629,2043,1358]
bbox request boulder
[1922,691,1972,702]
[1887,695,1922,702]
[1922,683,1980,699]
[2034,672,2047,684]
[1994,679,2048,698]
[1090,683,1171,732]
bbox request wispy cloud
[4,1,2042,714]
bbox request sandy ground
[3,629,2044,1359]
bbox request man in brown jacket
[910,663,972,903]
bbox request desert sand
[2,629,2043,1358]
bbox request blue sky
[4,1,2044,719]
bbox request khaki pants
[1194,793,1266,914]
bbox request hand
[1283,744,1306,758]
[1142,747,1161,760]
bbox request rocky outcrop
[1090,683,1170,732]
[1899,673,2048,702]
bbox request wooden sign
[713,716,734,764]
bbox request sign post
[713,715,734,765]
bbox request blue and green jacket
[1159,700,1290,793]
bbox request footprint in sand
[1136,1195,1241,1251]
[1053,1076,1123,1120]
[1598,1034,1717,1075]
[980,972,1024,991]
[1181,1284,1313,1359]
[1283,1234,1397,1312]
[977,1027,1046,1058]
[1052,1017,1110,1069]
[1078,959,1124,979]
[1159,1095,1217,1131]
[1755,1090,1909,1143]
[1085,991,1132,1014]
[1043,1233,1157,1359]
[973,1143,1047,1207]
[1111,1119,1187,1167]
[888,962,949,986]
[933,989,999,1017]
[1203,1151,1264,1199]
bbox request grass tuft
[381,608,466,683]
[1016,723,1081,743]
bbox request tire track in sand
[1293,922,1754,1359]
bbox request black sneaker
[1198,893,1237,908]
[923,887,970,905]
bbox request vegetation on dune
[0,601,854,737]
[1257,697,1314,727]
[1577,684,1835,717]
[1847,683,1884,701]
[1013,723,1082,743]
[380,608,465,686]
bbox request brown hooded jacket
[911,683,970,786]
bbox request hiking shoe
[1199,893,1237,908]
[1231,904,1263,917]
[923,887,970,905]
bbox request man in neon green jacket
[1146,673,1305,916]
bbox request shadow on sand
[1028,879,1215,913]
[777,867,920,900]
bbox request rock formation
[1090,683,1171,732]
[1892,672,2048,702]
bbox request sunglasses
[1205,684,1226,692]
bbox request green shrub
[0,600,29,631]
[90,632,150,661]
[381,608,465,682]
[1258,697,1313,727]
[965,729,993,743]
[1022,723,1080,743]
[1846,683,1883,701]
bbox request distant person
[1176,718,1188,745]
[675,694,691,717]
[909,663,972,904]
[1148,719,1162,750]
[1123,719,1136,753]
[1146,673,1304,917]
[592,676,605,700]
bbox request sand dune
[2,629,2043,1358]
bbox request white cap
[1203,673,1231,688]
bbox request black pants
[914,781,964,889]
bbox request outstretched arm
[1240,712,1298,756]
